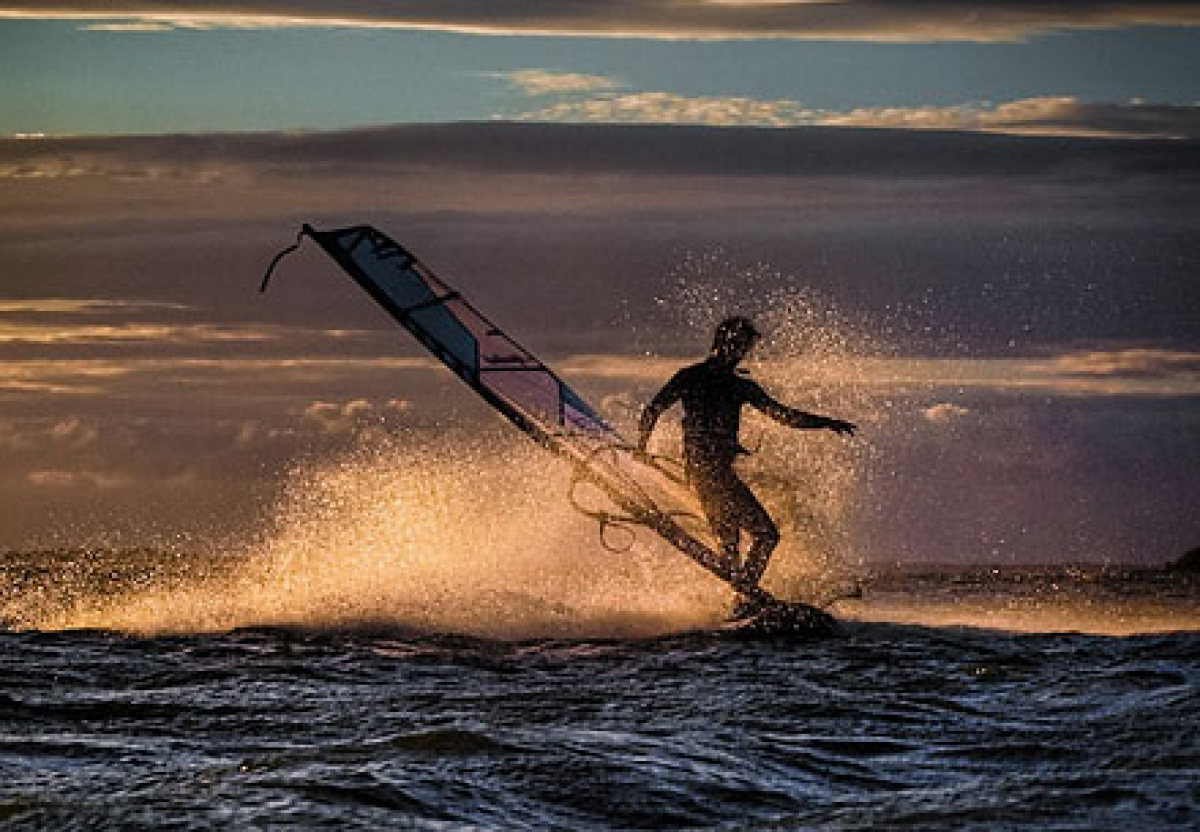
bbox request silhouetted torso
[646,357,778,466]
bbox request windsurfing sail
[261,223,775,604]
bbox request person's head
[711,316,760,365]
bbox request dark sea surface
[2,563,1198,830]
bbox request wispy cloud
[486,69,622,97]
[0,418,95,452]
[505,73,1200,139]
[521,90,815,128]
[887,351,1200,398]
[0,299,192,314]
[0,357,439,399]
[921,402,971,423]
[3,2,1199,42]
[79,21,176,32]
[820,97,1200,140]
[0,299,392,349]
[0,322,281,346]
[302,397,411,436]
[48,415,100,449]
[27,468,136,489]
[546,351,1200,399]
[0,154,230,182]
[1036,349,1200,379]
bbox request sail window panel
[441,300,540,372]
[374,264,439,312]
[485,370,563,428]
[410,261,456,297]
[561,387,614,437]
[563,401,615,439]
[408,305,479,374]
[336,233,436,312]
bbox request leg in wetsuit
[686,449,780,587]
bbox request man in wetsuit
[637,316,856,596]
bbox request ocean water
[2,558,1197,830]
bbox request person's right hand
[826,418,857,436]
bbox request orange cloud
[3,2,1199,42]
[921,402,971,423]
[27,468,134,489]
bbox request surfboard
[262,224,836,638]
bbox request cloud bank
[4,121,1198,185]
[4,1,1200,41]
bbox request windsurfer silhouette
[637,317,856,607]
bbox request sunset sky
[2,2,1198,565]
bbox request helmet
[712,316,760,354]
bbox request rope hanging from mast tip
[259,227,308,293]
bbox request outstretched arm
[748,384,856,436]
[637,372,685,451]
